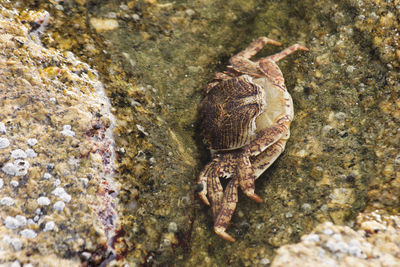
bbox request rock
[271,212,400,267]
[0,5,119,266]
[89,18,119,32]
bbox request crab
[197,37,308,242]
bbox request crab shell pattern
[197,37,308,242]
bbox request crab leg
[258,44,308,92]
[247,118,290,156]
[251,136,289,178]
[238,152,262,202]
[230,37,282,62]
[197,163,212,206]
[214,178,238,242]
[226,37,282,78]
[208,174,224,219]
[264,44,308,63]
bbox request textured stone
[271,212,400,267]
[0,5,119,266]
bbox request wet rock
[271,212,400,267]
[89,17,119,32]
[0,5,119,266]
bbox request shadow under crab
[197,37,308,242]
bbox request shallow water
[87,0,399,265]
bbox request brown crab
[197,37,308,242]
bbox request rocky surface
[0,0,399,266]
[0,5,119,266]
[272,212,400,267]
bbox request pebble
[301,203,312,212]
[185,9,195,16]
[136,124,149,136]
[285,212,293,218]
[89,18,119,32]
[334,112,346,120]
[260,258,270,265]
[81,252,92,260]
[168,222,178,233]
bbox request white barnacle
[2,236,22,251]
[61,124,75,137]
[0,137,10,148]
[11,149,27,159]
[0,122,6,134]
[52,187,71,202]
[27,138,38,146]
[43,221,55,232]
[2,162,16,176]
[19,229,37,239]
[4,216,20,229]
[25,148,37,158]
[53,200,65,211]
[14,159,30,176]
[53,179,61,187]
[1,197,14,206]
[37,196,51,206]
[4,215,26,229]
[15,215,27,227]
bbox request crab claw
[215,226,236,242]
[247,192,263,203]
[195,182,210,206]
[238,154,263,203]
[213,179,238,242]
[198,162,214,206]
